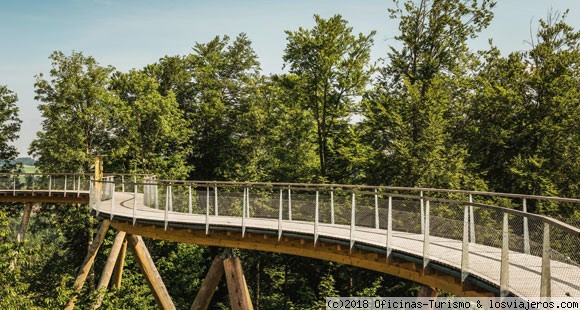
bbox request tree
[30,51,115,173]
[184,34,265,181]
[467,10,580,206]
[257,74,319,183]
[361,0,495,188]
[283,14,375,182]
[0,85,22,171]
[109,69,192,178]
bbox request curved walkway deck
[93,190,580,299]
[1,173,579,299]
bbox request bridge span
[2,173,580,304]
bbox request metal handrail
[87,176,580,298]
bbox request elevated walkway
[2,173,579,300]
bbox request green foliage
[283,14,375,182]
[109,69,192,178]
[183,34,266,181]
[362,0,494,189]
[0,85,22,171]
[467,10,580,208]
[30,51,116,173]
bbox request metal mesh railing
[85,177,580,298]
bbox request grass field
[22,165,38,173]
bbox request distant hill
[0,157,37,167]
[14,157,36,166]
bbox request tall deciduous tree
[283,14,375,182]
[468,11,580,207]
[30,51,115,172]
[185,34,264,181]
[362,0,494,188]
[109,69,192,178]
[0,85,22,170]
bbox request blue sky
[1,0,579,158]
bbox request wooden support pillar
[191,256,225,310]
[223,256,253,310]
[16,203,33,242]
[417,285,438,297]
[127,234,176,310]
[112,239,128,289]
[65,220,111,310]
[92,231,127,309]
[417,285,438,310]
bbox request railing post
[188,185,193,214]
[242,187,247,237]
[469,194,475,243]
[350,192,355,251]
[132,180,137,226]
[48,175,52,197]
[64,175,67,197]
[461,205,469,285]
[169,185,173,213]
[154,179,158,210]
[374,189,379,229]
[31,175,35,195]
[423,200,430,269]
[12,175,15,195]
[420,191,424,234]
[77,175,81,197]
[330,190,335,225]
[206,186,210,235]
[500,212,510,298]
[89,177,94,209]
[121,175,125,193]
[540,222,551,298]
[278,189,283,241]
[246,187,251,218]
[386,195,392,261]
[288,188,292,221]
[164,186,169,230]
[314,191,319,245]
[214,185,218,216]
[110,183,115,220]
[523,199,530,255]
[96,179,102,214]
[143,177,148,207]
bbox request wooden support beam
[92,231,127,309]
[417,285,438,297]
[111,221,496,297]
[127,234,176,310]
[16,203,33,242]
[418,285,438,310]
[223,256,253,310]
[112,239,128,289]
[191,256,225,310]
[64,220,110,310]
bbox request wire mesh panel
[355,193,376,229]
[549,224,580,297]
[0,175,14,189]
[170,185,191,213]
[317,191,333,224]
[248,187,279,219]
[332,190,352,225]
[217,188,244,217]
[429,201,464,241]
[390,198,422,234]
[289,190,316,222]
[472,205,504,248]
